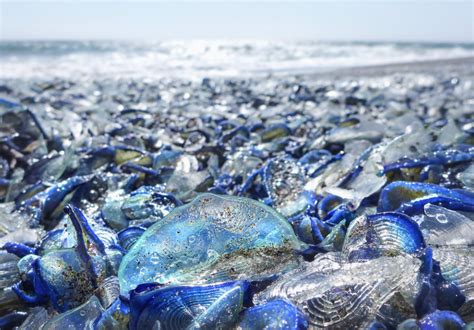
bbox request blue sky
[1,1,472,42]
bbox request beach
[0,40,473,328]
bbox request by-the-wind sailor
[418,310,465,330]
[256,253,422,329]
[236,299,309,330]
[419,204,474,247]
[458,163,474,189]
[17,175,92,228]
[129,280,249,330]
[433,247,474,319]
[418,204,474,320]
[118,226,146,251]
[382,145,474,174]
[16,307,49,330]
[378,182,474,215]
[263,157,310,218]
[121,186,182,225]
[42,295,105,330]
[260,123,292,142]
[8,205,120,312]
[0,311,28,329]
[342,212,425,261]
[119,193,305,294]
[290,214,329,245]
[102,186,182,230]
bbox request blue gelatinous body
[418,310,465,330]
[17,175,92,227]
[237,299,309,330]
[383,145,474,173]
[42,295,105,329]
[10,205,120,312]
[130,281,249,330]
[343,212,425,261]
[262,157,316,217]
[119,193,304,294]
[378,182,474,215]
[121,186,182,223]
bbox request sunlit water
[0,40,473,80]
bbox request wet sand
[311,56,474,79]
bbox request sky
[0,1,473,42]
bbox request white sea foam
[0,40,473,80]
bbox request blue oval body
[378,181,474,215]
[130,281,249,330]
[119,193,304,294]
[418,310,465,330]
[342,212,425,261]
[237,299,309,330]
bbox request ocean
[1,40,473,80]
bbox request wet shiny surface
[0,57,473,328]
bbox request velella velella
[255,253,423,329]
[3,205,122,312]
[102,186,182,229]
[418,310,466,330]
[414,204,474,321]
[0,53,473,328]
[342,212,426,261]
[118,193,305,294]
[378,182,474,215]
[42,295,105,329]
[262,156,312,218]
[236,299,309,330]
[129,280,249,330]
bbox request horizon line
[1,38,473,44]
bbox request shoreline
[1,56,473,83]
[324,55,474,77]
[293,56,474,80]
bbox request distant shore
[307,56,474,79]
